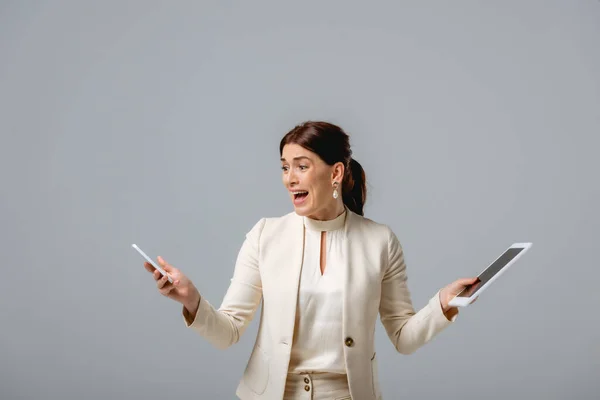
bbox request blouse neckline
[303,207,347,232]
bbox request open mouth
[292,190,309,202]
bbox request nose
[287,168,298,187]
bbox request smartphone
[448,242,532,307]
[132,244,173,283]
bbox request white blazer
[183,207,456,399]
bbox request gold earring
[332,182,339,199]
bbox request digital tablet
[448,242,532,307]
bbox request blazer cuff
[182,295,212,328]
[430,289,458,324]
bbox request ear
[331,161,345,184]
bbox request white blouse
[288,208,348,375]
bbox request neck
[306,201,345,221]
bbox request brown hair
[279,121,367,216]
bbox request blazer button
[304,377,309,384]
[304,385,310,391]
[344,337,354,347]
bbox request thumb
[457,277,479,286]
[157,256,173,272]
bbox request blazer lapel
[275,212,305,342]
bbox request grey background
[1,1,598,399]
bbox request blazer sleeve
[181,218,266,350]
[379,228,456,355]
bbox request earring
[332,182,339,199]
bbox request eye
[299,165,308,170]
[281,165,289,172]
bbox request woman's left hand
[439,277,480,315]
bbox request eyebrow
[280,156,311,162]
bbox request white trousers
[283,372,351,400]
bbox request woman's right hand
[144,256,201,315]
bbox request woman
[143,121,478,400]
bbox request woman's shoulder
[244,210,299,238]
[350,214,404,254]
[259,210,298,226]
[350,211,395,236]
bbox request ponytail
[342,158,367,216]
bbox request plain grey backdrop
[1,1,598,399]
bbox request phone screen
[457,247,525,297]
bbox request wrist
[443,306,459,321]
[184,291,201,315]
[439,289,459,320]
[439,288,449,312]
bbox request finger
[159,278,174,296]
[157,256,173,272]
[456,277,480,286]
[144,262,156,273]
[156,274,169,289]
[153,270,162,281]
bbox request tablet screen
[457,247,525,297]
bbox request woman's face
[280,143,344,219]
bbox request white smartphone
[132,243,173,283]
[448,242,532,307]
